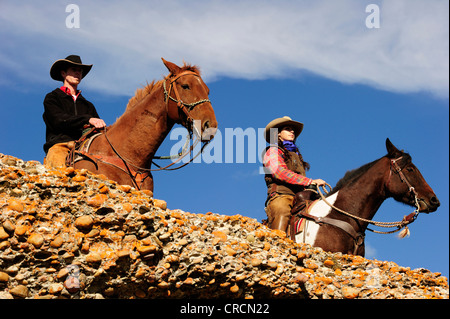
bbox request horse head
[385,138,440,213]
[162,58,218,142]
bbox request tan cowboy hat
[50,55,93,81]
[264,116,304,143]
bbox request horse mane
[327,159,380,196]
[125,80,157,111]
[327,151,411,197]
[125,63,201,111]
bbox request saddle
[65,127,102,167]
[291,188,319,214]
[289,188,320,240]
[290,187,366,254]
[44,127,99,169]
[65,127,151,190]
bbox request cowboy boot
[271,215,291,234]
[292,191,310,214]
[45,143,71,168]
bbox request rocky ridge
[0,153,448,299]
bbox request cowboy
[262,116,327,234]
[43,55,106,168]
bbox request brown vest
[264,146,306,200]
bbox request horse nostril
[430,196,440,207]
[203,121,210,130]
[200,120,217,142]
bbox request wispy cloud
[0,0,448,98]
[364,243,377,259]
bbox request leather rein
[71,71,212,190]
[298,156,421,254]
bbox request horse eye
[406,167,414,172]
[181,84,190,90]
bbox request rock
[251,258,262,267]
[342,287,360,299]
[64,276,80,294]
[293,273,308,284]
[27,233,44,248]
[136,244,157,255]
[87,194,108,207]
[0,292,14,299]
[230,284,240,293]
[0,153,448,300]
[2,220,15,233]
[72,175,87,182]
[14,224,28,236]
[56,268,69,279]
[153,199,167,210]
[224,246,237,256]
[212,230,228,243]
[50,236,64,248]
[48,283,64,294]
[75,215,94,231]
[86,252,102,263]
[0,272,9,282]
[0,227,9,240]
[9,285,29,298]
[7,199,24,212]
[118,184,132,193]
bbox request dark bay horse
[292,138,440,256]
[73,59,217,192]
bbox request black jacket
[43,88,99,153]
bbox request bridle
[151,70,213,162]
[299,156,423,254]
[387,156,421,212]
[163,70,211,132]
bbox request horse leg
[74,161,130,188]
[356,244,365,257]
[140,174,154,192]
[108,169,154,192]
[74,160,99,174]
[314,226,363,256]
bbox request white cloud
[0,0,448,98]
[364,242,377,259]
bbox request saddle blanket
[292,217,306,235]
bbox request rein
[296,155,423,253]
[313,155,421,238]
[103,126,206,172]
[315,183,419,237]
[72,71,212,189]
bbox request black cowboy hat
[50,55,93,81]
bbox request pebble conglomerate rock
[0,153,448,299]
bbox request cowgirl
[262,116,327,233]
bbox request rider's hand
[89,118,106,129]
[311,179,327,187]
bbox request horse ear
[161,58,180,74]
[386,138,402,158]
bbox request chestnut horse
[72,59,217,192]
[291,138,440,256]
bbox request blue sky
[1,1,448,277]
